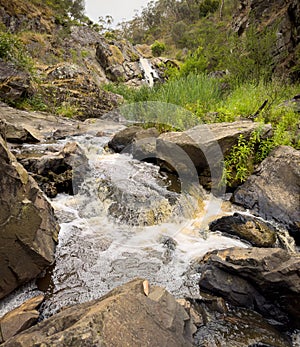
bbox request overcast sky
[85,0,151,26]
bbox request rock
[96,39,146,85]
[232,146,300,244]
[0,0,54,33]
[108,125,159,153]
[0,120,39,143]
[1,279,194,347]
[158,121,272,172]
[0,102,82,140]
[18,142,89,198]
[0,102,124,141]
[0,295,44,343]
[209,212,277,247]
[0,136,59,299]
[151,121,272,191]
[191,294,292,347]
[198,247,300,328]
[109,122,272,189]
[108,125,144,152]
[96,155,182,226]
[40,62,121,120]
[0,60,33,104]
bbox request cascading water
[42,133,249,318]
[139,58,160,87]
[0,130,249,319]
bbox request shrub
[0,31,34,72]
[151,41,166,57]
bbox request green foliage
[16,94,49,111]
[199,0,219,17]
[224,25,278,84]
[151,41,166,57]
[55,102,78,118]
[179,47,208,75]
[0,31,34,72]
[105,73,222,114]
[223,130,261,187]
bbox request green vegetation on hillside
[0,0,299,187]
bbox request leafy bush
[0,31,33,72]
[0,31,34,72]
[151,41,166,57]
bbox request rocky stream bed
[0,102,299,346]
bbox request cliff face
[0,0,55,33]
[233,0,300,80]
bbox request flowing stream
[1,129,248,318]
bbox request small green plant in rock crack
[222,128,264,187]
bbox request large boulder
[157,121,272,173]
[108,125,159,153]
[18,142,89,198]
[0,102,82,140]
[96,39,146,86]
[1,279,194,347]
[232,146,300,243]
[0,119,39,144]
[0,136,59,299]
[209,212,294,248]
[198,247,300,328]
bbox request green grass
[104,74,300,186]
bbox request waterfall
[139,58,160,87]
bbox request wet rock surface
[17,141,89,198]
[1,279,194,347]
[189,294,292,347]
[198,247,300,329]
[108,125,159,154]
[0,119,39,144]
[0,295,44,343]
[96,154,191,226]
[209,212,278,247]
[233,146,300,244]
[0,136,59,299]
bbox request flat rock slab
[2,279,194,347]
[0,102,125,142]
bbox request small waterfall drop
[0,130,248,319]
[139,58,160,87]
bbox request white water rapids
[0,130,248,318]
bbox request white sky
[85,0,151,26]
